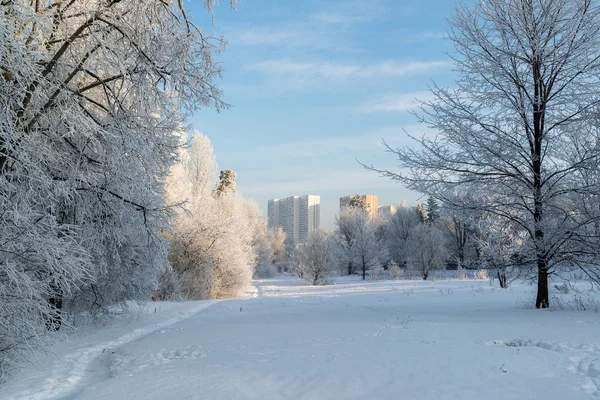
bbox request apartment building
[268,195,320,246]
[339,194,378,218]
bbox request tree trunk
[348,262,352,275]
[531,55,549,310]
[423,271,428,280]
[362,256,366,280]
[497,270,507,289]
[46,291,63,331]
[535,266,549,309]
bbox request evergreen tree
[415,203,428,223]
[214,170,237,197]
[349,195,369,211]
[426,197,440,223]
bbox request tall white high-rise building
[268,195,320,246]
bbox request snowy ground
[2,276,600,399]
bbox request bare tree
[477,214,529,288]
[439,192,483,269]
[384,204,420,268]
[372,0,600,308]
[293,230,336,285]
[407,224,449,280]
[336,208,386,280]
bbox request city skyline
[267,192,411,229]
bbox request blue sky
[187,0,457,228]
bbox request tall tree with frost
[426,197,440,224]
[335,209,357,275]
[0,0,232,377]
[407,224,448,280]
[373,0,600,308]
[336,208,386,280]
[384,204,420,268]
[167,132,257,299]
[270,227,287,266]
[415,203,428,224]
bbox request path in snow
[0,301,218,400]
[2,276,600,399]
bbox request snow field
[2,276,600,399]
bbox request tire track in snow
[5,301,218,400]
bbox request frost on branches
[374,0,600,308]
[167,132,263,299]
[335,208,386,280]
[407,224,448,280]
[0,0,230,379]
[291,230,336,285]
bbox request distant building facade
[339,194,379,217]
[268,195,320,246]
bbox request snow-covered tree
[438,192,483,269]
[254,226,287,276]
[167,133,257,299]
[270,227,287,266]
[407,224,448,280]
[1,0,232,377]
[292,230,336,285]
[477,214,529,288]
[374,0,600,307]
[426,197,440,224]
[384,204,420,268]
[415,203,428,224]
[336,208,386,280]
[335,210,357,275]
[213,170,237,197]
[348,195,369,212]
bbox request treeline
[288,196,560,287]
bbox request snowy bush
[371,265,386,280]
[456,262,466,280]
[476,269,489,280]
[550,295,600,313]
[388,260,402,280]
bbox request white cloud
[310,0,387,25]
[360,91,435,113]
[245,59,451,81]
[234,29,309,46]
[401,31,447,43]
